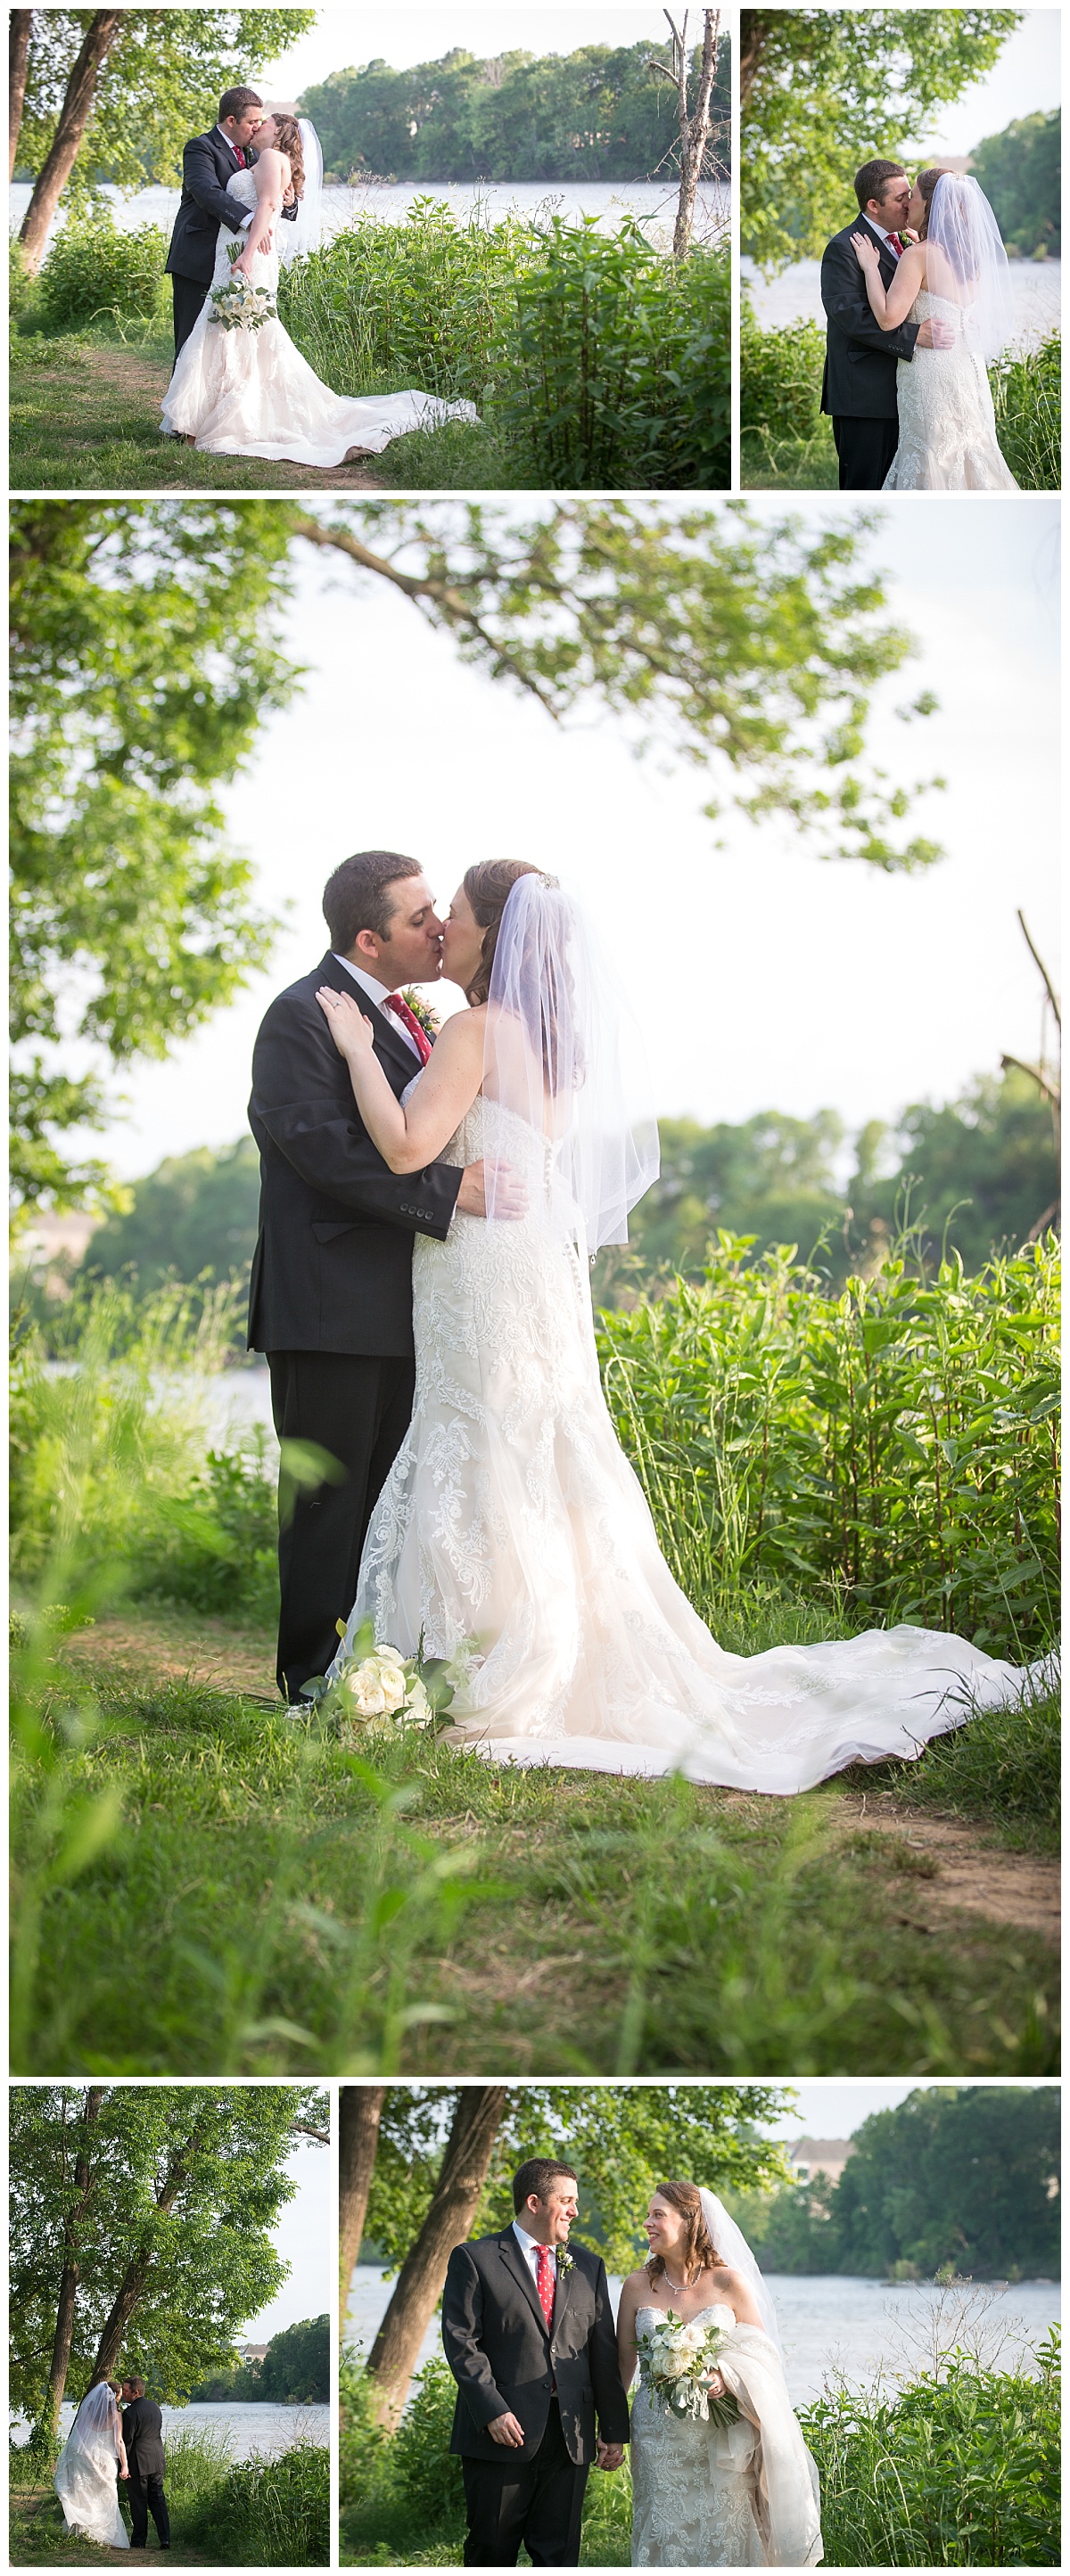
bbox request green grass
[340,2331,1061,2567]
[11,1609,1058,2078]
[9,2423,327,2565]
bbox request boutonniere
[400,987,440,1042]
[556,2248,574,2276]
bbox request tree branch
[291,514,562,715]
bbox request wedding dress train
[54,2392,129,2549]
[885,289,1018,489]
[333,1096,1053,1793]
[160,169,479,465]
[630,2303,822,2568]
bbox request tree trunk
[366,2087,508,2427]
[17,10,123,275]
[9,11,32,183]
[738,11,768,109]
[89,2158,189,2381]
[339,2087,386,2340]
[40,2086,106,2437]
[671,10,721,260]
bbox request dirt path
[833,1787,1060,1947]
[62,1604,277,1701]
[12,340,391,489]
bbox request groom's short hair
[854,158,906,212]
[218,86,262,123]
[324,850,424,948]
[128,2376,146,2396]
[512,2157,578,2213]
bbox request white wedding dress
[54,2392,129,2549]
[884,289,1017,489]
[630,2304,822,2567]
[160,168,479,464]
[333,1092,1054,1793]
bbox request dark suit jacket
[165,128,296,286]
[442,2231,630,2467]
[247,953,463,1358]
[820,217,921,418]
[121,2397,166,2481]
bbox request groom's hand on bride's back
[917,317,954,348]
[456,1159,527,1219]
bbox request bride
[851,169,1018,488]
[318,860,1054,1792]
[161,114,479,466]
[620,2183,822,2566]
[54,2377,129,2549]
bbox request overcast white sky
[242,2137,332,2339]
[262,5,695,94]
[760,2079,1062,2140]
[259,3,1058,147]
[99,495,1059,1184]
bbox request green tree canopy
[12,9,317,195]
[80,1137,262,1293]
[258,2312,330,2402]
[740,9,1021,270]
[300,38,730,185]
[12,495,942,1218]
[9,2084,328,2431]
[737,2087,1060,2278]
[969,109,1060,258]
[360,2083,792,2282]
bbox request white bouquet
[300,1615,465,1741]
[210,248,277,331]
[637,2310,740,2426]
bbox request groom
[164,84,298,360]
[819,158,954,488]
[248,850,519,1703]
[442,2160,630,2567]
[119,2377,169,2553]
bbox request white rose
[406,1678,432,1725]
[373,1660,407,1712]
[345,1661,387,1717]
[376,1645,407,1670]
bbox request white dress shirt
[512,2219,557,2289]
[332,954,424,1059]
[866,217,901,256]
[217,125,254,227]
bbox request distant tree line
[191,2312,329,2404]
[969,110,1061,259]
[63,1068,1057,1319]
[298,39,731,185]
[734,2088,1060,2281]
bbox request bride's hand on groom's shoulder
[316,986,373,1057]
[850,230,879,269]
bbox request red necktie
[886,234,901,259]
[536,2244,555,2329]
[384,993,432,1064]
[233,145,246,167]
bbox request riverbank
[9,2426,329,2565]
[11,1600,1058,2076]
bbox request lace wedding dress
[54,2398,128,2549]
[333,1094,1052,1793]
[884,289,1018,489]
[630,2303,822,2567]
[160,169,479,464]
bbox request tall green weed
[804,2327,1060,2565]
[36,209,170,331]
[988,329,1060,489]
[597,1233,1059,1661]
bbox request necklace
[662,2273,692,2295]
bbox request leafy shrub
[278,199,534,403]
[740,291,826,440]
[391,2357,464,2525]
[803,2330,1061,2566]
[988,330,1060,489]
[490,220,729,487]
[178,2438,329,2565]
[37,208,169,330]
[597,1232,1059,1661]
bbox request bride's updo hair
[462,859,552,1006]
[270,111,305,199]
[646,2181,720,2285]
[915,168,948,242]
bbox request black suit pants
[171,271,208,359]
[461,2401,588,2567]
[128,2471,170,2548]
[268,1349,416,1701]
[832,414,901,490]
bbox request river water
[10,176,728,261]
[346,2265,1060,2409]
[12,2400,329,2459]
[743,254,1060,357]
